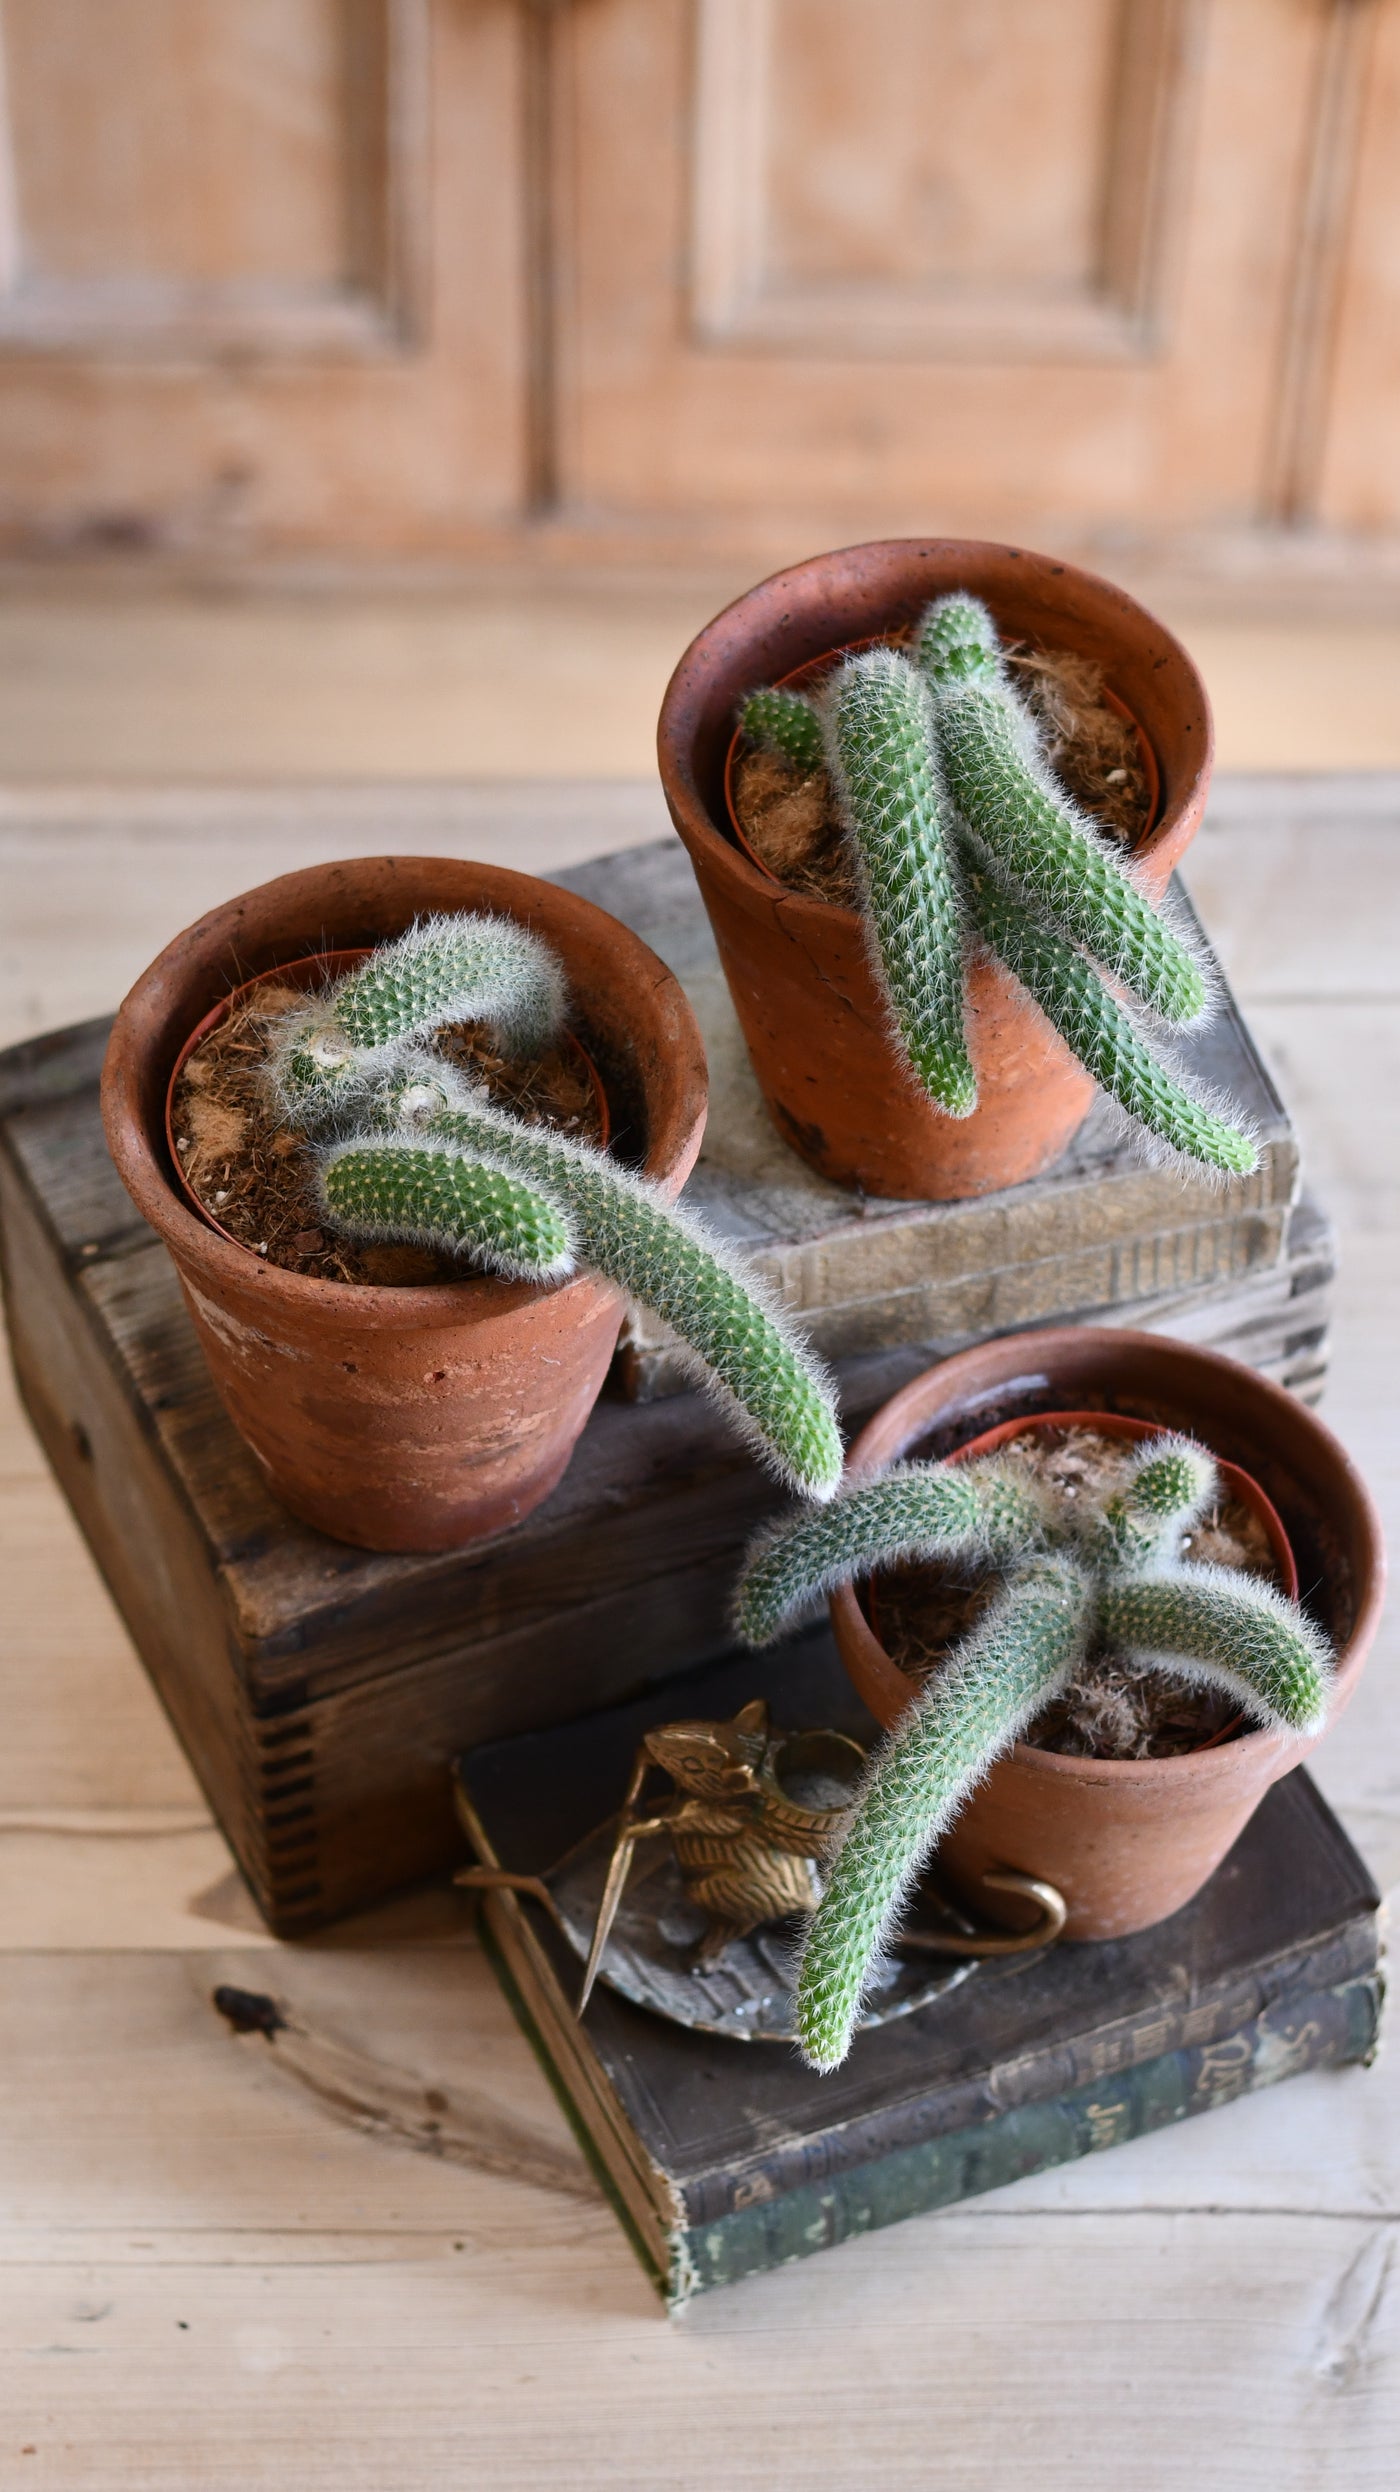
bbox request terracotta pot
[657,538,1213,1201]
[828,1328,1385,1941]
[102,857,708,1553]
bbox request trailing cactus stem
[796,1560,1093,2071]
[740,687,825,774]
[371,1069,843,1501]
[320,1139,576,1282]
[1099,1571,1333,1735]
[734,1457,1051,1647]
[919,594,1206,1026]
[332,914,565,1056]
[973,877,1256,1177]
[825,649,976,1117]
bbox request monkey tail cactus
[735,1428,1333,2069]
[740,687,825,774]
[733,1457,1052,1647]
[918,594,1209,1028]
[797,1558,1093,2071]
[266,914,566,1121]
[972,875,1257,1177]
[320,1059,845,1503]
[320,1136,577,1283]
[1100,1572,1333,1736]
[824,648,976,1117]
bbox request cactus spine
[735,1430,1333,2069]
[823,650,976,1116]
[738,593,1254,1177]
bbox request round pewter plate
[547,1823,977,2044]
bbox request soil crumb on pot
[172,983,605,1287]
[871,1425,1281,1763]
[734,641,1152,903]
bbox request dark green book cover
[458,1631,1382,2308]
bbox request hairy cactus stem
[327,1065,845,1503]
[824,647,976,1117]
[918,594,1207,1027]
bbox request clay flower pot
[828,1328,1385,1941]
[103,857,708,1554]
[657,538,1213,1201]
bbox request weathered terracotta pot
[829,1328,1385,1941]
[102,857,708,1553]
[657,538,1213,1200]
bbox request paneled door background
[0,0,1393,563]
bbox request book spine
[676,1972,1383,2306]
[686,1909,1379,2226]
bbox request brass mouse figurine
[577,1699,864,2008]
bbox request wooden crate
[0,1003,1330,1937]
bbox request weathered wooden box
[0,994,1330,1935]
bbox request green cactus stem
[736,1424,1333,2069]
[796,1558,1093,2071]
[324,1064,845,1503]
[1095,1436,1216,1569]
[734,1457,1051,1647]
[919,594,1207,1027]
[321,1140,576,1282]
[1099,1573,1332,1734]
[824,648,976,1116]
[267,913,565,1121]
[740,687,826,775]
[972,875,1257,1176]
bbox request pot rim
[723,632,1162,893]
[830,1326,1383,1786]
[659,537,1211,922]
[163,947,611,1258]
[102,855,708,1331]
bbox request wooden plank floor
[1,777,1397,2488]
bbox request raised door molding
[691,0,1204,360]
[0,0,429,359]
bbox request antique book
[0,1000,1330,1934]
[554,846,1300,1397]
[456,1633,1383,2310]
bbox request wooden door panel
[559,0,1334,538]
[1316,0,1400,528]
[3,0,351,295]
[0,0,528,553]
